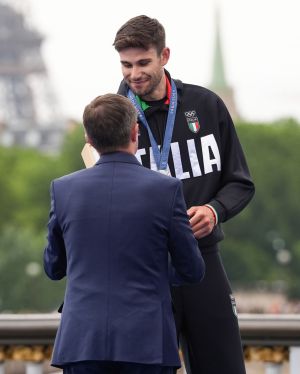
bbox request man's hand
[188,205,215,239]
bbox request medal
[127,78,177,174]
[159,169,171,176]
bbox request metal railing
[0,313,300,373]
[240,314,300,374]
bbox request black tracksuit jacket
[118,71,255,250]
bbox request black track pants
[171,248,246,374]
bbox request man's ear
[85,132,93,146]
[161,47,170,66]
[131,123,139,143]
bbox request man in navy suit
[44,93,205,374]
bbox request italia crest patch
[184,110,200,133]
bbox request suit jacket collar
[95,151,142,167]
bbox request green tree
[8,147,61,233]
[0,226,65,312]
[222,119,300,296]
[58,125,86,173]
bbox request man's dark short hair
[83,94,137,153]
[113,15,166,55]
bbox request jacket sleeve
[168,181,205,285]
[208,99,255,223]
[43,181,67,280]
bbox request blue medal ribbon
[127,79,177,172]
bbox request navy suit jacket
[44,152,205,368]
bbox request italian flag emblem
[185,110,200,133]
[188,121,200,133]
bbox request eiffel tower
[0,1,65,152]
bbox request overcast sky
[24,0,300,123]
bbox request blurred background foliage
[0,120,299,312]
[222,119,300,299]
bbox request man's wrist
[204,204,218,226]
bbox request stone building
[209,9,240,121]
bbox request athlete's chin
[130,87,148,97]
[129,82,151,97]
[130,85,145,96]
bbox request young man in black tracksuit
[113,15,255,374]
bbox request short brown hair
[83,94,137,153]
[113,15,166,55]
